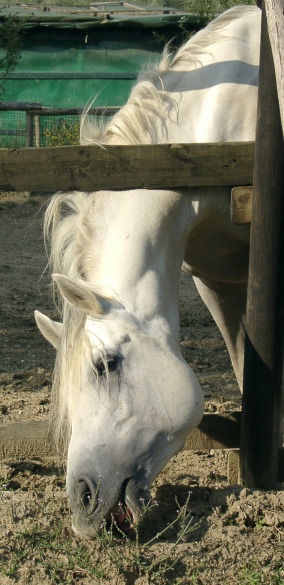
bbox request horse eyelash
[96,355,120,377]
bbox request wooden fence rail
[1,414,242,460]
[1,416,283,485]
[1,0,284,492]
[0,102,119,116]
[0,142,254,192]
[0,102,120,148]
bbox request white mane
[45,193,114,449]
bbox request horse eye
[96,356,119,376]
[107,356,119,372]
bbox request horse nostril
[76,477,99,514]
[82,485,92,508]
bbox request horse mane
[80,5,259,147]
[44,192,115,450]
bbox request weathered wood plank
[0,142,254,191]
[0,421,55,460]
[228,448,284,484]
[240,1,284,489]
[231,186,253,224]
[227,450,241,484]
[265,0,284,134]
[0,413,240,460]
[1,417,283,482]
[184,411,241,451]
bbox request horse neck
[86,189,190,335]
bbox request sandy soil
[0,193,283,584]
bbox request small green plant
[1,520,107,583]
[255,517,267,530]
[43,118,80,147]
[2,558,18,579]
[188,566,205,583]
[1,489,202,584]
[43,118,80,146]
[87,493,202,583]
[238,564,284,585]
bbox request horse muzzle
[68,473,151,539]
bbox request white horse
[35,6,261,538]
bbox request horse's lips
[112,504,135,532]
[111,478,150,532]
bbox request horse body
[35,6,261,538]
[153,7,260,145]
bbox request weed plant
[238,565,284,585]
[42,118,80,147]
[0,490,201,584]
[92,494,201,582]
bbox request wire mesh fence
[0,111,27,148]
[0,104,119,148]
[40,115,80,147]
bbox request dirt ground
[0,193,283,584]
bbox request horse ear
[52,274,104,315]
[34,310,62,349]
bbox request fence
[0,102,120,148]
[0,0,283,490]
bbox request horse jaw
[34,310,62,349]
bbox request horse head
[35,274,203,538]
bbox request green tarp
[0,3,206,107]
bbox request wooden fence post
[25,112,34,147]
[25,112,34,197]
[240,0,284,489]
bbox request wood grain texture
[1,417,283,482]
[0,142,254,191]
[241,2,284,489]
[265,0,284,132]
[0,414,240,459]
[0,421,55,459]
[231,186,253,224]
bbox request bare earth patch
[0,195,283,584]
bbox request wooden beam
[0,142,254,192]
[228,448,284,483]
[0,413,240,460]
[264,0,284,134]
[240,2,284,489]
[1,416,283,482]
[0,421,55,460]
[184,411,241,450]
[231,186,253,224]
